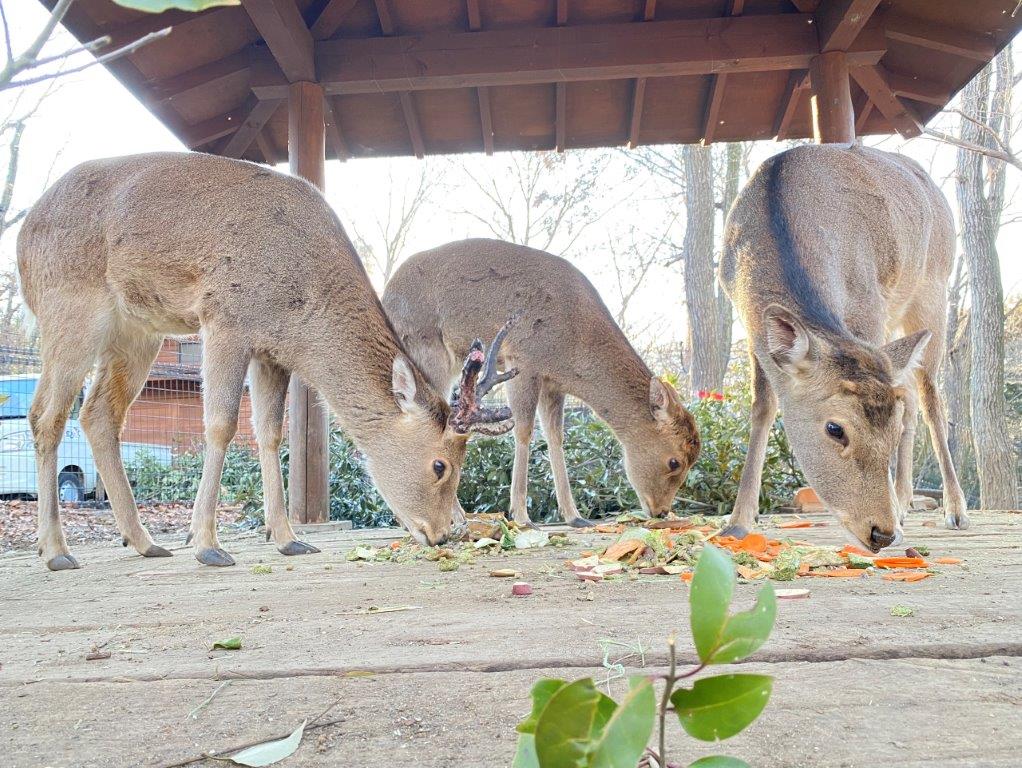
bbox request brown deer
[382,239,700,528]
[719,144,969,553]
[17,152,515,571]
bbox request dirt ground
[2,510,1021,768]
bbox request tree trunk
[955,60,1019,509]
[682,144,722,394]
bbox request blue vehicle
[0,375,172,502]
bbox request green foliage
[111,0,238,12]
[512,546,776,767]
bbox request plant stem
[657,632,677,768]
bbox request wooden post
[809,51,855,144]
[287,81,330,524]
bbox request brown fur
[18,152,471,570]
[720,144,968,551]
[383,239,699,526]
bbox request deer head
[365,315,520,547]
[761,304,930,552]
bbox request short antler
[449,312,522,435]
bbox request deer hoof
[567,517,597,529]
[718,525,750,539]
[196,548,236,567]
[143,544,173,558]
[945,510,970,531]
[185,532,194,545]
[46,554,81,571]
[278,540,320,556]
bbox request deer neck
[567,352,655,444]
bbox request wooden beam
[773,69,809,140]
[222,98,283,157]
[816,0,883,53]
[102,6,234,49]
[701,73,728,145]
[287,81,330,526]
[809,51,855,143]
[241,0,315,82]
[854,99,873,133]
[477,86,494,154]
[322,96,350,161]
[555,82,566,152]
[374,0,396,35]
[628,77,646,149]
[467,0,482,31]
[255,129,281,165]
[726,0,746,14]
[883,70,949,107]
[310,0,360,40]
[557,0,568,26]
[642,0,656,21]
[884,15,995,62]
[292,14,886,99]
[148,50,249,103]
[789,0,819,11]
[399,92,425,158]
[850,64,922,138]
[181,97,257,148]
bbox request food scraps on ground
[511,582,533,596]
[775,588,811,599]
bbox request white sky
[3,2,1020,362]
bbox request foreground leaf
[534,678,616,767]
[211,637,241,650]
[689,757,751,768]
[590,677,656,768]
[512,734,539,768]
[689,546,733,664]
[517,679,568,734]
[671,674,772,742]
[709,583,776,664]
[228,720,305,767]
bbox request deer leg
[723,357,778,538]
[506,376,540,528]
[250,358,320,556]
[893,384,919,524]
[539,383,593,528]
[189,339,250,567]
[80,332,170,558]
[29,318,104,570]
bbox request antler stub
[450,312,522,435]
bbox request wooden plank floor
[2,511,1020,767]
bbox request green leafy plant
[513,545,776,768]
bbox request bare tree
[453,151,612,255]
[350,163,442,285]
[954,49,1019,508]
[603,217,677,337]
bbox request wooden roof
[49,0,1022,163]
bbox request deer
[382,239,700,529]
[719,143,969,553]
[17,152,516,571]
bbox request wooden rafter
[222,98,283,158]
[148,49,249,103]
[399,92,425,158]
[322,96,350,161]
[467,0,481,31]
[240,0,314,82]
[103,6,234,49]
[557,0,568,26]
[627,77,646,149]
[773,69,809,139]
[254,14,884,99]
[850,64,922,138]
[555,82,566,152]
[854,99,873,133]
[182,97,257,148]
[816,0,883,53]
[701,0,745,145]
[642,0,656,22]
[884,15,995,62]
[310,0,360,40]
[255,130,280,165]
[374,0,396,35]
[789,0,819,11]
[477,86,494,154]
[882,67,949,106]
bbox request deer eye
[825,422,848,446]
[433,460,447,480]
[668,458,681,472]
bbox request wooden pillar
[809,51,855,144]
[287,81,330,524]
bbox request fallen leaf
[250,564,272,575]
[228,720,306,766]
[212,637,242,651]
[890,605,914,617]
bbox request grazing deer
[17,153,515,571]
[719,144,969,552]
[382,239,700,528]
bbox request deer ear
[881,330,930,385]
[649,378,680,425]
[763,304,815,375]
[392,355,420,415]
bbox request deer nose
[869,526,898,552]
[427,530,448,547]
